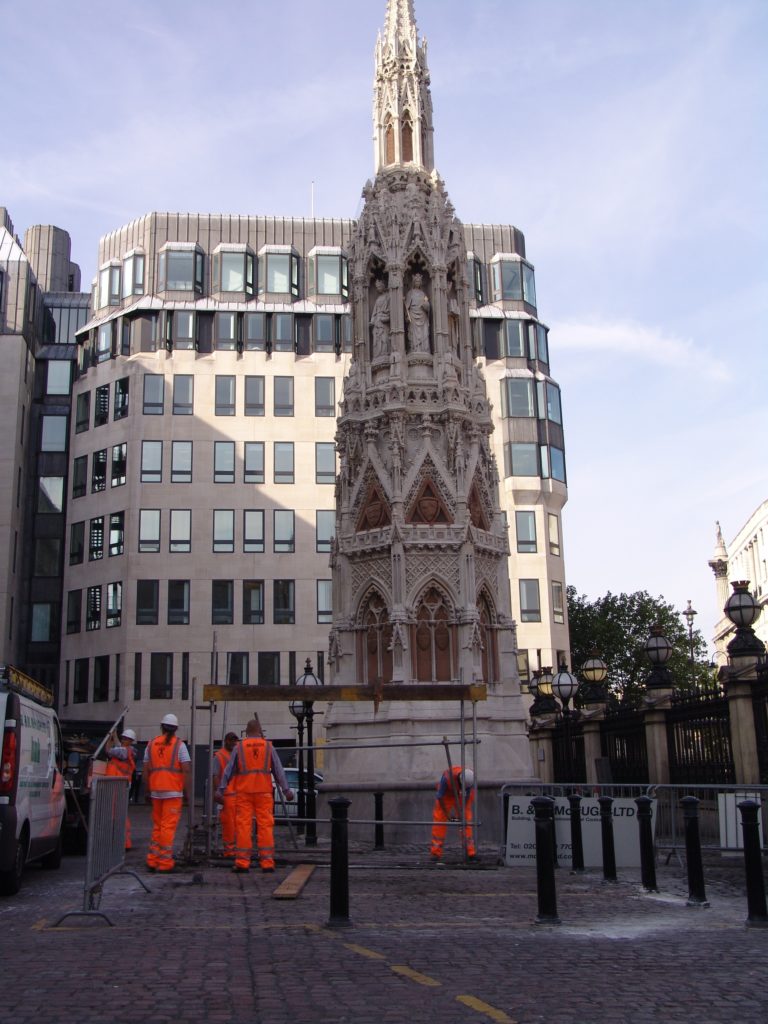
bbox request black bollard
[598,796,617,881]
[374,791,384,850]
[635,795,658,892]
[568,793,585,873]
[328,796,352,928]
[737,800,768,928]
[531,796,560,924]
[680,796,709,907]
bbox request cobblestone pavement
[2,805,767,1024]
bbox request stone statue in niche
[405,272,431,352]
[370,278,391,358]
[447,281,460,356]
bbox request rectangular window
[317,580,332,624]
[340,314,353,352]
[314,254,346,295]
[107,582,122,627]
[492,259,522,301]
[96,323,112,362]
[123,253,145,298]
[66,590,82,634]
[536,324,549,364]
[30,603,53,642]
[245,312,266,351]
[73,659,89,704]
[170,509,192,553]
[501,378,535,417]
[168,580,190,625]
[257,652,280,686]
[519,579,541,623]
[213,509,235,553]
[274,442,294,484]
[315,377,335,416]
[218,251,254,294]
[41,415,67,452]
[515,511,537,553]
[172,310,195,350]
[86,585,102,631]
[150,653,173,700]
[224,652,248,686]
[94,384,110,426]
[143,373,164,414]
[136,580,159,625]
[243,510,265,553]
[316,510,335,553]
[522,263,536,307]
[114,377,129,420]
[315,442,336,484]
[273,580,295,625]
[46,360,71,396]
[111,443,127,487]
[552,581,564,624]
[274,510,295,553]
[544,446,566,483]
[244,442,265,484]
[274,376,294,416]
[181,653,190,701]
[548,514,561,557]
[214,441,235,483]
[243,580,264,624]
[160,249,203,293]
[212,580,234,625]
[517,650,530,687]
[72,456,87,498]
[91,449,107,492]
[215,375,236,416]
[139,509,161,552]
[94,656,109,697]
[173,375,194,415]
[89,516,104,561]
[215,312,237,351]
[536,380,561,424]
[75,392,90,433]
[244,376,265,416]
[134,653,142,701]
[314,314,335,352]
[38,476,64,514]
[171,440,193,483]
[141,440,163,483]
[33,538,60,577]
[504,442,538,478]
[109,511,125,556]
[504,321,525,357]
[69,521,85,564]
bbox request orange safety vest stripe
[234,738,272,794]
[106,748,135,780]
[214,748,235,792]
[146,735,183,791]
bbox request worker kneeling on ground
[106,727,137,850]
[430,766,476,862]
[143,714,192,872]
[212,732,239,859]
[215,717,294,874]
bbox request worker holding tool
[215,717,294,874]
[105,726,137,850]
[143,713,192,872]
[212,732,239,859]
[429,765,477,862]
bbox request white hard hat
[161,713,179,729]
[121,728,137,742]
[461,768,475,788]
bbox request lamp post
[644,624,674,692]
[529,666,558,717]
[294,657,323,847]
[723,581,765,674]
[288,699,306,835]
[682,600,697,687]
[551,662,580,783]
[579,648,608,705]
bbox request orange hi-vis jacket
[146,736,184,794]
[233,738,273,795]
[214,748,235,794]
[106,746,135,781]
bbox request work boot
[232,865,249,874]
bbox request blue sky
[2,0,766,652]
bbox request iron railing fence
[666,692,735,785]
[600,707,649,784]
[753,675,768,784]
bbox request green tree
[566,587,711,705]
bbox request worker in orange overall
[143,714,191,872]
[215,717,293,874]
[105,727,137,850]
[212,732,239,859]
[430,766,477,862]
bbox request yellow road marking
[390,965,441,987]
[343,942,387,960]
[32,918,48,930]
[456,994,516,1023]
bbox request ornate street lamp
[579,648,608,705]
[294,658,323,847]
[551,662,580,783]
[682,600,698,687]
[724,581,765,673]
[288,699,307,835]
[644,624,674,691]
[529,666,557,717]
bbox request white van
[0,665,66,895]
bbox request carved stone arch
[410,581,457,682]
[384,114,395,165]
[407,477,452,525]
[356,480,392,532]
[356,587,393,684]
[403,455,456,523]
[401,108,414,162]
[477,588,500,686]
[468,478,491,532]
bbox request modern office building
[5,1,570,749]
[709,503,768,662]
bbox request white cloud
[551,318,731,381]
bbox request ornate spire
[373,0,434,173]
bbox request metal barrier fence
[54,776,149,927]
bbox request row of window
[66,578,332,633]
[514,511,561,557]
[97,250,349,309]
[500,378,562,424]
[482,319,549,365]
[519,579,565,625]
[503,442,566,483]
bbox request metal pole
[206,695,215,859]
[532,796,560,924]
[599,795,617,881]
[635,795,658,892]
[738,800,768,927]
[328,796,352,927]
[374,791,384,849]
[187,677,196,843]
[459,698,467,859]
[568,793,584,873]
[472,699,478,857]
[305,701,317,847]
[681,796,709,907]
[296,716,306,837]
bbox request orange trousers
[125,813,132,850]
[147,797,183,871]
[430,795,475,858]
[234,792,275,870]
[219,793,236,857]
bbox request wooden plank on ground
[272,864,317,900]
